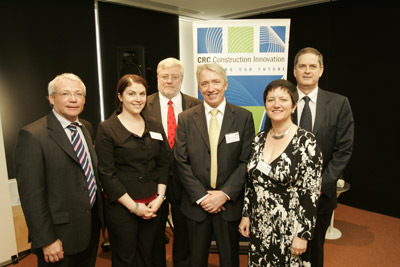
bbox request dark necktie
[300,96,312,132]
[67,123,96,207]
[167,100,177,149]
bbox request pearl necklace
[270,124,294,140]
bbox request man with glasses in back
[13,73,104,267]
[143,58,201,267]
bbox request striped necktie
[67,122,96,208]
[300,96,312,132]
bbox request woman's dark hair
[263,79,298,107]
[115,74,148,114]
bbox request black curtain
[98,2,179,119]
[0,0,99,178]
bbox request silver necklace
[270,124,294,140]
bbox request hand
[134,203,156,219]
[42,239,64,263]
[200,190,228,213]
[147,196,164,214]
[290,236,307,256]
[238,217,250,238]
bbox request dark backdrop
[98,2,179,118]
[0,0,100,178]
[246,0,400,218]
[0,0,179,178]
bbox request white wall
[179,17,197,98]
[0,109,18,265]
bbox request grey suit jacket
[142,92,202,200]
[13,111,104,254]
[174,101,255,222]
[264,88,354,213]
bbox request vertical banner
[0,110,18,265]
[193,19,291,132]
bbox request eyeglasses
[160,75,181,81]
[53,92,85,99]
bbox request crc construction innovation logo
[197,27,223,54]
[197,26,286,54]
[260,26,286,53]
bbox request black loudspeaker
[117,45,146,79]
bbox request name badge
[256,160,271,175]
[225,132,240,144]
[149,131,163,141]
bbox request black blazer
[95,112,170,202]
[174,102,255,222]
[13,111,104,255]
[264,88,354,213]
[142,92,202,201]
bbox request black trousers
[104,200,160,267]
[186,214,240,267]
[37,206,100,267]
[310,211,333,267]
[151,199,190,267]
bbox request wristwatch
[157,193,166,200]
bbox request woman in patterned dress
[239,79,322,266]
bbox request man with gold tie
[174,63,255,267]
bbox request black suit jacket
[174,101,255,222]
[142,92,202,201]
[264,88,354,213]
[13,111,104,255]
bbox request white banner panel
[0,109,18,265]
[193,19,291,131]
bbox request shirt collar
[52,109,81,129]
[204,98,226,115]
[158,91,182,107]
[297,87,318,104]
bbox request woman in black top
[96,74,169,267]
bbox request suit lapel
[147,93,163,126]
[218,102,236,145]
[46,112,80,165]
[314,88,329,135]
[80,124,98,169]
[193,105,210,149]
[293,109,298,125]
[147,93,172,151]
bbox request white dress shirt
[204,99,226,131]
[297,87,318,130]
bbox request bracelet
[132,202,139,214]
[157,193,166,200]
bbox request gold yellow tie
[209,109,220,188]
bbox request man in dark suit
[144,58,202,267]
[13,73,104,267]
[174,63,255,267]
[263,47,354,266]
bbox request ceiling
[100,0,332,20]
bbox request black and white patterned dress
[243,128,322,267]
